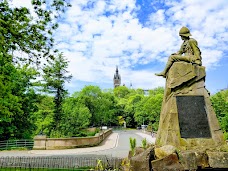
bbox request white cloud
[10,0,228,92]
[122,69,165,89]
[10,0,32,8]
[201,49,223,68]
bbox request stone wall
[33,129,112,150]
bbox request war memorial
[129,27,228,171]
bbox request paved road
[0,130,155,158]
[87,130,155,158]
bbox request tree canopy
[0,0,71,140]
[0,0,70,63]
[211,89,228,139]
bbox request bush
[72,129,100,137]
[141,138,147,149]
[129,137,136,156]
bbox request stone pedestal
[155,62,225,148]
[33,135,47,150]
[127,62,227,171]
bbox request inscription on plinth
[176,96,211,138]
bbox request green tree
[79,86,103,126]
[0,0,70,140]
[0,0,70,63]
[149,87,164,96]
[0,54,39,140]
[32,95,54,136]
[114,86,131,98]
[115,98,128,125]
[99,92,118,126]
[42,53,72,132]
[61,97,91,137]
[211,90,228,139]
[13,65,40,138]
[134,87,164,131]
[125,94,144,127]
[72,86,119,128]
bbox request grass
[0,167,92,171]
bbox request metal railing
[0,139,34,150]
[0,156,123,170]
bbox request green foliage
[114,86,131,98]
[78,86,118,127]
[79,86,103,126]
[124,94,143,127]
[211,90,228,139]
[60,97,92,137]
[42,53,72,133]
[0,0,70,63]
[0,0,70,140]
[0,54,39,140]
[134,87,164,131]
[129,137,136,156]
[118,116,125,126]
[94,159,104,171]
[224,132,228,140]
[141,138,147,149]
[32,95,54,136]
[149,87,164,96]
[111,86,164,129]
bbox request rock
[130,146,155,171]
[207,152,228,168]
[151,153,184,171]
[128,147,144,159]
[155,145,177,159]
[135,147,145,155]
[167,62,198,89]
[179,150,209,170]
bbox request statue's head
[179,26,192,37]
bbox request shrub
[141,138,147,149]
[129,137,136,156]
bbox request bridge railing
[0,139,34,150]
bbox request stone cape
[155,62,224,148]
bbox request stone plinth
[33,135,47,150]
[207,152,228,168]
[155,62,225,148]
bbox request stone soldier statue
[155,26,202,78]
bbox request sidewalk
[136,131,156,144]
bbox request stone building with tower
[113,66,121,88]
[113,66,150,95]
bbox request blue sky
[12,0,228,94]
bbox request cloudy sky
[12,0,228,94]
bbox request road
[0,130,155,158]
[0,130,156,168]
[86,130,155,158]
